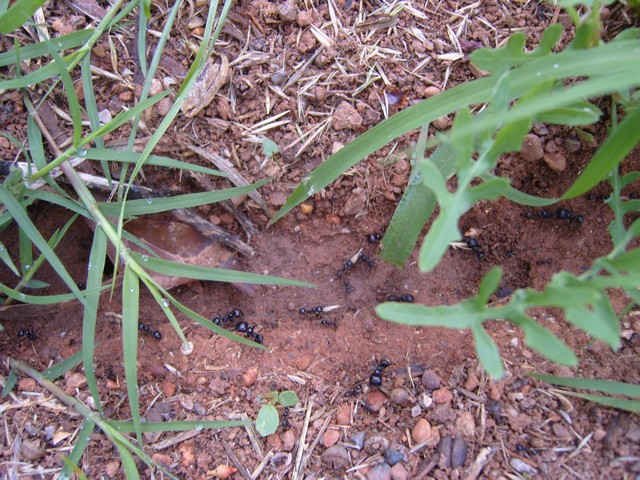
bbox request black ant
[280,406,290,429]
[369,359,391,387]
[336,249,375,278]
[525,208,583,224]
[17,328,37,341]
[235,321,263,344]
[212,308,243,325]
[367,232,382,244]
[138,323,162,340]
[464,236,485,260]
[298,305,340,328]
[386,293,415,303]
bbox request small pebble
[366,462,391,480]
[179,396,194,411]
[451,435,468,468]
[543,152,567,172]
[384,446,406,466]
[365,435,390,454]
[552,422,571,439]
[322,445,350,469]
[510,458,538,475]
[421,370,441,390]
[65,372,87,391]
[336,403,351,425]
[438,436,453,468]
[300,202,314,215]
[520,133,544,162]
[20,440,45,461]
[432,115,451,130]
[390,463,408,480]
[278,1,298,22]
[390,387,410,405]
[410,405,422,417]
[411,418,432,444]
[348,431,366,450]
[432,387,453,404]
[322,429,340,448]
[242,367,258,387]
[333,101,363,131]
[456,411,476,438]
[365,390,387,412]
[422,86,441,97]
[281,429,296,451]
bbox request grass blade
[85,148,224,176]
[112,439,141,480]
[0,186,85,304]
[48,47,83,146]
[533,373,640,397]
[82,228,107,413]
[99,181,267,217]
[109,419,247,432]
[556,391,640,413]
[471,322,504,379]
[134,252,311,287]
[0,29,94,66]
[42,350,83,380]
[563,107,640,199]
[59,419,95,480]
[0,0,46,33]
[122,266,141,442]
[0,241,19,276]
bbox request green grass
[280,2,640,388]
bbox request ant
[464,236,485,260]
[280,406,290,429]
[17,328,37,341]
[367,232,382,244]
[212,308,243,325]
[336,249,375,278]
[369,359,391,387]
[138,323,162,340]
[235,321,263,344]
[298,304,340,316]
[525,208,584,224]
[386,293,415,303]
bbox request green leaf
[122,266,141,443]
[0,50,84,90]
[0,0,46,33]
[99,181,267,217]
[533,373,640,398]
[558,391,640,413]
[537,101,601,126]
[476,267,502,305]
[278,390,299,407]
[262,137,280,157]
[112,438,140,480]
[0,240,19,276]
[376,302,477,329]
[133,252,311,287]
[42,350,83,381]
[0,29,94,66]
[82,228,107,412]
[471,322,504,379]
[109,419,247,432]
[514,315,578,365]
[59,420,95,480]
[255,404,279,437]
[0,186,85,305]
[563,108,640,199]
[85,148,224,176]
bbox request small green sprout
[255,390,299,437]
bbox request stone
[297,10,314,26]
[367,463,391,480]
[626,424,640,443]
[432,387,453,405]
[18,378,36,391]
[384,446,406,466]
[336,403,351,425]
[451,435,468,468]
[552,422,572,440]
[343,188,367,216]
[323,429,340,448]
[333,101,363,131]
[156,97,172,116]
[390,463,409,480]
[348,431,366,450]
[412,418,432,444]
[298,30,317,53]
[364,390,387,413]
[432,404,456,423]
[432,115,451,130]
[421,370,441,390]
[322,445,350,469]
[365,435,390,454]
[390,388,410,405]
[20,440,44,461]
[510,458,537,475]
[464,371,479,391]
[65,372,87,391]
[422,86,441,98]
[281,429,296,451]
[411,405,422,417]
[105,460,121,477]
[456,411,475,438]
[520,134,544,162]
[438,436,453,468]
[300,202,314,214]
[278,1,298,22]
[543,152,567,172]
[241,367,258,387]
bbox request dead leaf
[182,55,230,118]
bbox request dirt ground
[1,0,640,479]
